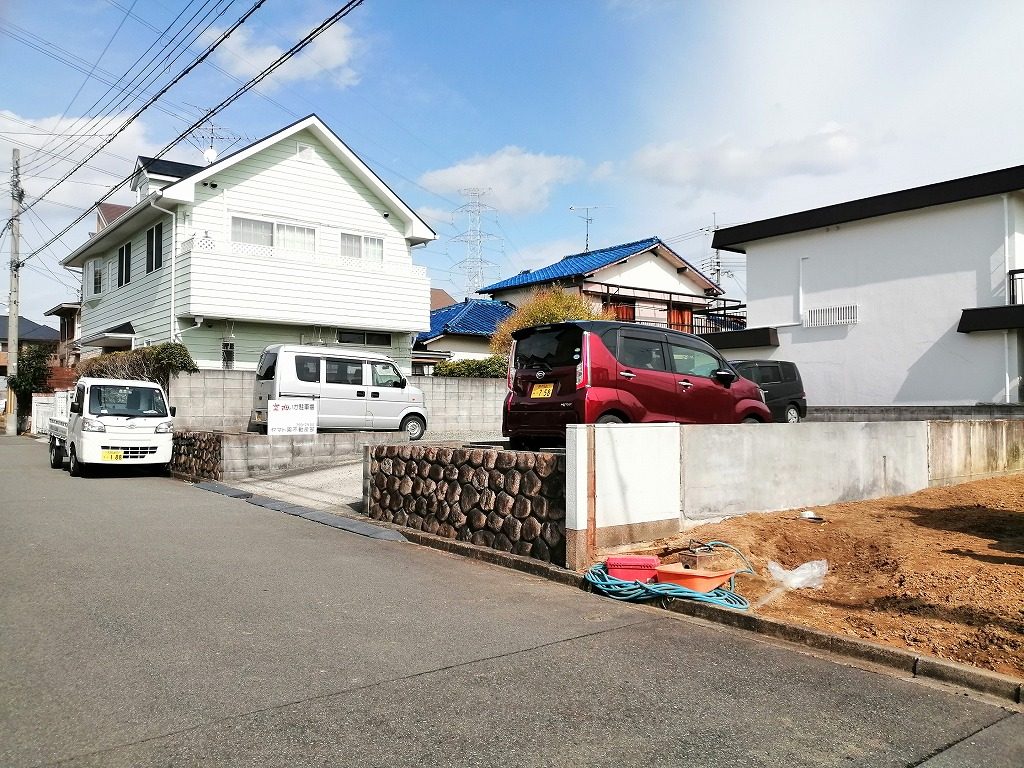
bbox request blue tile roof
[479,238,664,293]
[417,299,515,343]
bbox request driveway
[2,435,1020,767]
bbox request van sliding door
[321,357,369,429]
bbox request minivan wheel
[784,405,801,424]
[401,415,426,441]
[596,414,625,424]
[742,417,761,424]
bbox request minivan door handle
[677,380,693,390]
[357,391,366,397]
[371,392,380,398]
[619,371,636,379]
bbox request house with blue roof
[479,237,744,335]
[413,298,515,373]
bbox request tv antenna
[569,205,607,252]
[183,111,248,165]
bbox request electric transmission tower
[451,188,500,295]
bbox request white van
[250,344,428,440]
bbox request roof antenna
[569,205,606,252]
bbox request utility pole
[6,148,22,435]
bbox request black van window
[669,343,720,378]
[326,357,362,385]
[295,355,320,383]
[619,336,668,372]
[256,352,277,381]
[781,362,799,382]
[514,326,582,369]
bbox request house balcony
[582,280,747,335]
[957,269,1024,333]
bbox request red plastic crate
[606,555,660,582]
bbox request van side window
[781,362,798,382]
[295,355,320,383]
[618,336,667,371]
[326,357,363,385]
[759,364,783,384]
[371,362,403,387]
[669,343,720,378]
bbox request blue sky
[4,0,1024,326]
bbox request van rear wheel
[596,414,624,424]
[784,405,801,423]
[401,415,426,441]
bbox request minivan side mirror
[397,378,408,389]
[713,369,737,387]
[70,401,82,414]
[169,406,177,417]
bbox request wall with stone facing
[172,431,224,481]
[366,444,566,566]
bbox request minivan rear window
[514,326,583,369]
[256,352,277,381]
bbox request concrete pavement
[2,434,1021,767]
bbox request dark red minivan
[503,321,771,448]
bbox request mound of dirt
[622,474,1024,678]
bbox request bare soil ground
[620,474,1024,679]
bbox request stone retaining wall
[366,444,567,566]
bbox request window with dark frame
[90,260,103,296]
[336,330,392,346]
[295,355,320,383]
[326,357,363,385]
[117,242,131,287]
[146,222,163,273]
[221,341,235,370]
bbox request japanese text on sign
[267,398,318,435]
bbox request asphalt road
[2,434,1021,767]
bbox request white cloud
[590,161,614,181]
[210,23,360,89]
[414,206,455,230]
[632,124,865,194]
[419,147,584,215]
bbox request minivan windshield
[514,326,583,369]
[88,385,168,418]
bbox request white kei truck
[48,377,176,477]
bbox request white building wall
[423,335,493,360]
[182,128,429,332]
[743,196,1021,406]
[594,251,710,296]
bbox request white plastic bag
[766,559,828,590]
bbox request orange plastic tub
[654,564,737,593]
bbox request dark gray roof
[137,156,203,180]
[0,315,60,342]
[712,163,1024,253]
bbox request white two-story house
[709,164,1024,406]
[62,115,436,372]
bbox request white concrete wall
[565,423,683,534]
[743,195,1022,405]
[423,335,493,360]
[678,422,930,521]
[595,251,710,296]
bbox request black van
[729,360,806,423]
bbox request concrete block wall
[807,404,1024,422]
[408,375,505,434]
[168,371,505,435]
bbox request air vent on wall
[804,304,859,328]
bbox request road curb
[193,479,1022,705]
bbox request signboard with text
[267,397,318,435]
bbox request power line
[21,0,367,265]
[17,0,268,220]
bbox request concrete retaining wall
[172,429,406,482]
[928,420,1024,486]
[678,422,930,522]
[168,371,505,435]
